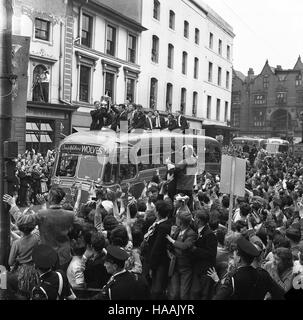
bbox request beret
[237,236,260,258]
[105,245,129,263]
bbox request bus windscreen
[77,155,104,181]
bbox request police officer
[213,236,285,300]
[92,245,150,300]
[31,244,76,300]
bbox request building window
[231,110,240,127]
[192,91,198,116]
[232,92,241,104]
[181,88,187,114]
[150,78,158,109]
[207,95,211,119]
[224,101,228,122]
[106,25,116,56]
[254,94,266,105]
[32,64,50,103]
[276,92,287,104]
[81,13,93,47]
[184,21,189,38]
[208,62,213,82]
[296,74,302,86]
[127,34,137,63]
[79,65,91,102]
[34,18,50,41]
[166,83,173,112]
[182,51,188,75]
[253,110,265,127]
[169,10,175,30]
[209,32,213,49]
[126,78,135,104]
[218,39,222,55]
[194,57,199,79]
[218,67,222,86]
[216,99,221,121]
[168,44,174,69]
[151,35,159,63]
[104,72,115,102]
[226,71,230,89]
[195,28,200,45]
[227,45,231,60]
[263,75,269,88]
[153,0,160,20]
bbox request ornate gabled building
[231,56,303,142]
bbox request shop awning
[26,122,39,131]
[40,123,53,131]
[40,134,52,143]
[73,126,90,132]
[26,133,39,142]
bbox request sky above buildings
[203,0,303,75]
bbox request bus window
[120,163,136,180]
[78,155,103,181]
[279,145,288,153]
[56,154,78,177]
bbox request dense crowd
[90,101,189,132]
[10,150,55,207]
[2,143,303,300]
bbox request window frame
[227,45,231,60]
[226,71,230,89]
[218,66,222,86]
[34,17,51,42]
[169,10,175,30]
[208,62,213,82]
[106,23,117,56]
[216,98,221,121]
[192,91,198,116]
[166,83,173,112]
[181,88,187,114]
[127,33,137,64]
[182,51,188,75]
[195,28,200,45]
[224,101,228,122]
[167,43,174,69]
[194,57,199,79]
[207,95,212,119]
[151,35,159,63]
[81,12,94,48]
[218,39,222,55]
[153,0,160,20]
[150,77,158,109]
[79,64,92,103]
[184,21,189,38]
[209,32,213,49]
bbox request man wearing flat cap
[213,236,285,300]
[92,245,150,300]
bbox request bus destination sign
[61,144,107,156]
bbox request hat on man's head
[104,245,129,264]
[16,208,36,231]
[32,244,58,269]
[236,236,260,258]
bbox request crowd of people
[9,150,55,208]
[2,142,303,300]
[90,100,189,133]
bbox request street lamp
[300,111,303,143]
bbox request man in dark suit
[144,200,172,299]
[5,187,84,271]
[176,110,189,132]
[90,101,108,130]
[132,104,146,130]
[153,110,166,130]
[145,111,154,130]
[190,209,218,300]
[167,113,178,131]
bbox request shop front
[25,101,78,154]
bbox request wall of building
[139,0,234,130]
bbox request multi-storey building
[139,0,234,139]
[12,0,77,153]
[70,0,146,131]
[231,57,303,142]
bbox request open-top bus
[265,138,289,154]
[232,136,267,151]
[51,129,221,202]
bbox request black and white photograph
[0,0,303,308]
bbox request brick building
[231,57,303,142]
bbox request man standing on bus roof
[174,145,198,211]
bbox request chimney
[247,68,254,79]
